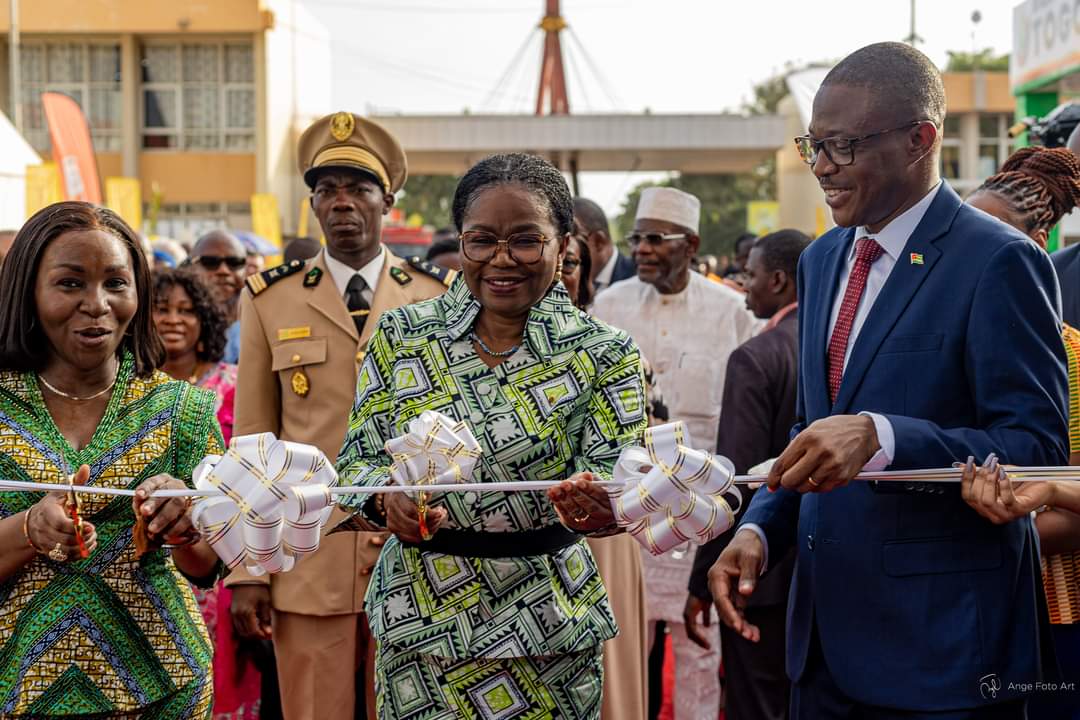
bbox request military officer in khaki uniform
[226,112,452,720]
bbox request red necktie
[827,237,884,403]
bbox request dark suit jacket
[1051,242,1080,327]
[741,183,1069,711]
[689,311,798,606]
[610,252,637,285]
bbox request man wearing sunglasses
[187,230,249,363]
[224,112,451,720]
[593,185,759,720]
[712,43,1067,719]
[189,230,248,304]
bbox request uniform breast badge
[291,369,310,397]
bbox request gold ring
[807,477,821,488]
[572,510,590,523]
[48,542,67,562]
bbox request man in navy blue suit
[710,42,1069,718]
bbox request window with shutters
[19,42,122,153]
[141,42,255,151]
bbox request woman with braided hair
[965,145,1080,718]
[968,146,1080,250]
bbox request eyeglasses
[192,255,247,271]
[459,231,550,264]
[794,121,927,166]
[626,231,689,247]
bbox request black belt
[400,524,581,558]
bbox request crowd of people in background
[7,39,1080,720]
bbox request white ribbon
[610,422,740,555]
[385,410,483,491]
[190,433,338,576]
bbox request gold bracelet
[23,507,42,553]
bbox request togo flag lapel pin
[909,252,924,265]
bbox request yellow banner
[251,194,282,249]
[105,177,143,231]
[746,201,780,236]
[25,163,61,218]
[815,206,828,238]
[297,197,310,238]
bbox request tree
[944,49,1010,72]
[395,175,459,229]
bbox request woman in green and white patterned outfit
[335,153,647,719]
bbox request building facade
[1010,0,1080,247]
[0,0,330,239]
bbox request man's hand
[231,584,273,640]
[710,530,765,643]
[682,594,714,650]
[767,415,880,494]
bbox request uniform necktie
[827,237,884,403]
[345,274,370,336]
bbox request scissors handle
[66,481,90,559]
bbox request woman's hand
[960,454,1055,524]
[547,472,617,534]
[132,474,198,544]
[28,465,98,560]
[384,492,448,544]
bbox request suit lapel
[809,229,853,415]
[307,251,359,342]
[832,185,961,414]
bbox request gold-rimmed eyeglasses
[459,231,550,264]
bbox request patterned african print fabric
[0,352,222,718]
[336,277,647,661]
[1063,323,1080,456]
[376,642,602,720]
[1042,322,1080,626]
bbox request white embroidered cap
[635,187,701,234]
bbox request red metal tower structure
[536,0,570,115]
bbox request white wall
[261,0,332,234]
[0,110,42,228]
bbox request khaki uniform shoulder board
[407,256,455,288]
[246,260,305,296]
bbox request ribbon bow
[190,433,338,575]
[610,422,740,555]
[386,410,483,539]
[386,410,482,488]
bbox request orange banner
[41,92,102,204]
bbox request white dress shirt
[740,183,942,567]
[831,182,942,470]
[593,272,761,622]
[323,247,385,303]
[593,249,619,293]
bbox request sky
[304,0,1020,214]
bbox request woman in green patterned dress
[0,202,223,718]
[336,153,647,719]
